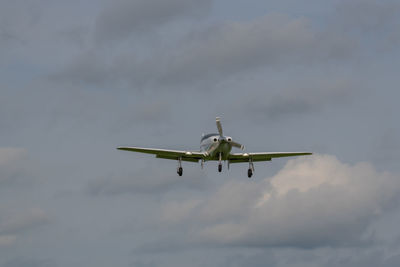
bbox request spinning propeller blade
[216,117,223,136]
[231,141,245,150]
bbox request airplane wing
[117,147,206,162]
[228,152,312,163]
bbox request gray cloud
[0,0,42,45]
[55,13,356,88]
[3,258,56,267]
[332,0,400,53]
[1,0,400,266]
[86,166,208,196]
[139,14,354,86]
[0,208,50,236]
[225,251,277,267]
[95,0,212,42]
[0,148,31,186]
[372,129,400,164]
[335,0,400,33]
[323,250,400,267]
[0,208,49,249]
[239,76,357,120]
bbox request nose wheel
[218,153,222,173]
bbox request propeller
[231,141,245,150]
[215,117,245,150]
[216,117,223,136]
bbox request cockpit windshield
[201,133,219,142]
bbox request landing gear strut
[177,157,183,176]
[218,153,222,172]
[248,158,254,178]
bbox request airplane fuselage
[200,133,233,160]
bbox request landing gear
[177,157,183,176]
[177,167,183,176]
[218,153,222,173]
[247,158,254,178]
[247,168,253,178]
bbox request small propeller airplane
[117,117,312,178]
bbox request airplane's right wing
[117,146,206,162]
[228,152,312,163]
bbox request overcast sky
[1,0,400,266]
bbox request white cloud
[160,155,400,248]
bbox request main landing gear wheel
[218,164,222,172]
[177,157,183,176]
[248,159,254,178]
[247,168,253,178]
[177,167,183,176]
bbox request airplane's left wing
[228,152,312,163]
[117,147,206,162]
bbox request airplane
[117,117,312,178]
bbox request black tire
[247,169,253,178]
[218,164,222,172]
[177,167,183,176]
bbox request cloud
[0,235,16,247]
[322,249,400,267]
[225,251,277,267]
[0,208,49,248]
[0,148,30,186]
[332,0,400,53]
[142,14,354,86]
[86,166,208,196]
[55,13,356,88]
[0,0,41,45]
[119,13,356,87]
[335,0,400,33]
[372,128,400,165]
[3,258,56,267]
[0,208,50,235]
[157,155,400,249]
[239,76,357,119]
[95,0,212,42]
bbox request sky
[1,0,400,266]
